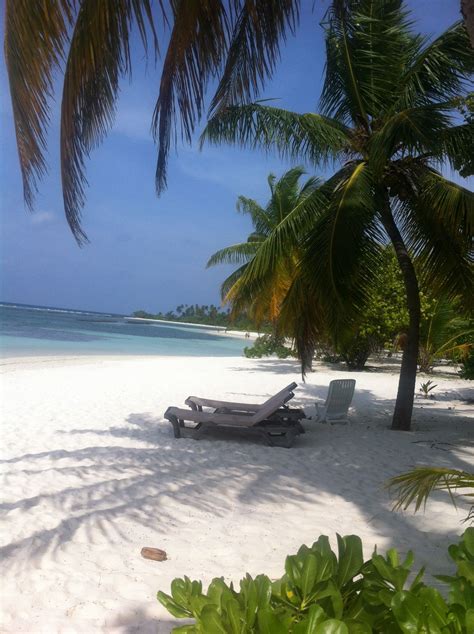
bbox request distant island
[132,304,268,333]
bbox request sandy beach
[1,354,473,633]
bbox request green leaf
[314,619,349,634]
[391,591,421,633]
[462,528,474,557]
[257,608,288,634]
[302,554,319,598]
[458,561,474,583]
[225,598,243,634]
[157,591,192,619]
[336,535,364,587]
[344,621,371,634]
[198,605,227,634]
[465,609,474,632]
[171,578,190,606]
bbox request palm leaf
[60,0,156,243]
[4,0,72,210]
[397,21,474,110]
[395,168,474,305]
[297,162,383,331]
[209,0,299,115]
[236,196,272,234]
[220,262,249,302]
[206,241,260,267]
[201,103,350,166]
[387,467,474,516]
[152,0,229,194]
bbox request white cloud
[30,211,56,226]
[113,106,154,141]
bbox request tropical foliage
[207,167,319,326]
[418,298,474,373]
[202,1,474,430]
[388,467,474,523]
[158,528,474,633]
[244,334,296,359]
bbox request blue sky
[0,0,468,315]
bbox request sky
[0,0,468,315]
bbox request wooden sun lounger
[184,383,307,432]
[164,389,304,447]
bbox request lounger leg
[168,415,181,439]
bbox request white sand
[1,354,473,633]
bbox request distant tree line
[132,304,268,333]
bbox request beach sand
[1,354,473,633]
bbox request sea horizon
[0,301,248,358]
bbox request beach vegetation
[158,528,474,633]
[388,467,474,524]
[418,298,474,374]
[132,305,265,333]
[202,2,474,430]
[207,167,319,329]
[418,380,437,398]
[244,334,296,359]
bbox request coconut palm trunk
[379,192,421,431]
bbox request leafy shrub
[158,529,474,633]
[244,334,296,359]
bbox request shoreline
[125,316,260,339]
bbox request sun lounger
[184,383,306,430]
[164,389,304,447]
[314,379,356,423]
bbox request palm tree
[207,167,319,326]
[201,1,474,431]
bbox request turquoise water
[0,303,247,357]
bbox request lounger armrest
[185,396,261,412]
[165,406,256,426]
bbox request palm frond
[201,103,350,166]
[387,467,474,516]
[397,21,474,110]
[296,162,383,331]
[220,263,249,302]
[60,0,156,243]
[369,104,453,173]
[236,196,272,234]
[320,0,417,125]
[209,0,299,115]
[394,168,474,305]
[206,241,260,268]
[152,0,229,195]
[4,0,72,210]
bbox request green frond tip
[387,467,474,517]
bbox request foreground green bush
[158,529,474,633]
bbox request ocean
[0,303,248,358]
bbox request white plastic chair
[314,379,356,423]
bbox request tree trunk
[380,194,421,431]
[461,0,474,48]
